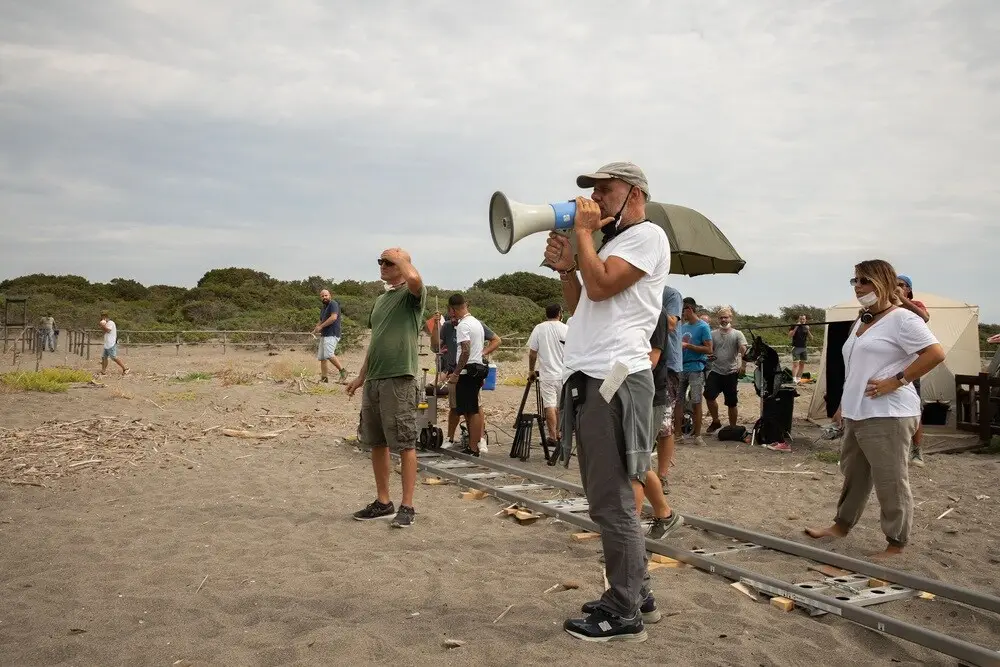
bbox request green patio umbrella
[642,201,745,276]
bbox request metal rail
[412,450,1000,667]
[442,450,1000,615]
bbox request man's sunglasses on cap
[377,258,394,267]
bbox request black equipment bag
[717,425,748,442]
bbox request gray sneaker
[390,505,415,528]
[647,512,684,540]
[909,448,926,468]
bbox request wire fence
[4,325,997,370]
[3,327,325,360]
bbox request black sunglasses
[849,277,872,286]
[377,258,394,267]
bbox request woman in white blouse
[806,259,945,559]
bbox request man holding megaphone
[546,162,672,644]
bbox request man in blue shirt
[658,286,684,490]
[675,297,713,446]
[313,289,347,383]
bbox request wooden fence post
[222,332,227,355]
[978,372,993,444]
[86,331,91,360]
[176,332,181,356]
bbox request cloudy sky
[1,1,997,320]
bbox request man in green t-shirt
[346,247,427,528]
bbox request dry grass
[268,359,311,381]
[109,386,134,400]
[157,390,197,402]
[0,367,93,393]
[218,367,256,386]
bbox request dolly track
[409,448,1000,667]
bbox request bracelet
[558,264,577,277]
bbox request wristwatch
[895,371,910,386]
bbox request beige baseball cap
[576,161,650,199]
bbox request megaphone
[489,191,580,254]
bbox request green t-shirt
[365,284,427,381]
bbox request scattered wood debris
[1,416,157,485]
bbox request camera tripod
[508,373,556,463]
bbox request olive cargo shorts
[359,376,419,451]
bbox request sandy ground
[1,341,998,667]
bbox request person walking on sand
[314,289,348,383]
[346,248,426,529]
[804,259,944,559]
[99,311,129,375]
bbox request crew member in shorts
[897,274,929,467]
[346,248,426,529]
[634,307,683,539]
[676,297,712,446]
[658,286,684,490]
[705,307,747,433]
[789,315,812,383]
[527,304,569,449]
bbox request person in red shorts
[897,275,929,467]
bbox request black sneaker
[390,505,415,528]
[352,499,395,521]
[647,512,684,540]
[581,594,661,624]
[460,446,480,457]
[320,376,329,383]
[564,609,647,643]
[706,421,722,434]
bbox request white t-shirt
[103,319,118,349]
[455,314,485,366]
[840,308,938,420]
[527,319,569,384]
[562,222,671,381]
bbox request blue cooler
[483,363,498,391]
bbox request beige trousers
[835,416,919,547]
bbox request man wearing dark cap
[545,161,671,643]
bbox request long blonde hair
[855,259,901,310]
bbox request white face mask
[857,291,878,308]
[720,322,731,330]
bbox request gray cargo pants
[572,374,653,619]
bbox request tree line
[2,270,996,352]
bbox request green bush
[3,270,994,357]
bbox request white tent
[807,292,981,427]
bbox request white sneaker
[693,436,707,447]
[442,440,456,450]
[478,438,488,454]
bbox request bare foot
[804,524,848,539]
[870,545,903,560]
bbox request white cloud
[0,0,998,321]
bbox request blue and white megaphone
[489,191,580,254]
